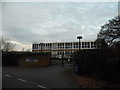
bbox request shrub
[73,49,120,83]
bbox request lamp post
[77,36,82,50]
[75,36,82,74]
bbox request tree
[95,38,108,49]
[0,37,16,52]
[97,15,120,48]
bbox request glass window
[84,45,87,48]
[58,43,60,46]
[75,45,79,48]
[50,43,52,46]
[35,44,38,49]
[82,42,85,46]
[91,45,94,48]
[82,45,85,48]
[74,43,75,46]
[59,43,64,46]
[87,45,90,48]
[76,42,78,45]
[32,44,35,49]
[91,42,94,46]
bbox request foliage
[95,39,108,49]
[97,15,120,48]
[73,49,120,83]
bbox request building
[19,53,51,67]
[32,41,98,58]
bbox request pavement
[2,64,79,89]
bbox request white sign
[59,55,62,59]
[26,58,38,62]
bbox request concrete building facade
[32,41,98,58]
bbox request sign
[59,55,62,59]
[26,58,38,62]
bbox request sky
[1,1,119,51]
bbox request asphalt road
[2,64,79,89]
[2,74,41,88]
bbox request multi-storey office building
[32,41,98,58]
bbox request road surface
[2,74,45,88]
[2,64,79,89]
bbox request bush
[73,49,120,83]
[2,52,21,66]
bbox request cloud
[2,0,120,2]
[2,2,118,50]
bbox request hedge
[73,49,120,83]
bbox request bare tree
[0,37,16,52]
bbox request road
[2,74,44,88]
[2,64,79,89]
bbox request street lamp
[77,36,82,50]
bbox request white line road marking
[36,84,46,88]
[18,78,27,82]
[5,75,13,77]
[4,74,48,89]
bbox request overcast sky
[1,2,118,51]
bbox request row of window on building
[32,42,98,50]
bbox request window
[36,44,39,49]
[82,42,85,46]
[32,44,35,49]
[73,42,79,49]
[82,45,85,48]
[33,44,38,49]
[91,42,94,48]
[58,43,64,49]
[39,44,41,49]
[82,42,90,49]
[87,45,90,48]
[58,46,64,49]
[45,43,52,49]
[59,51,64,55]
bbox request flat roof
[33,41,96,44]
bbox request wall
[19,54,51,67]
[2,52,51,67]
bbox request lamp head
[77,36,82,39]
